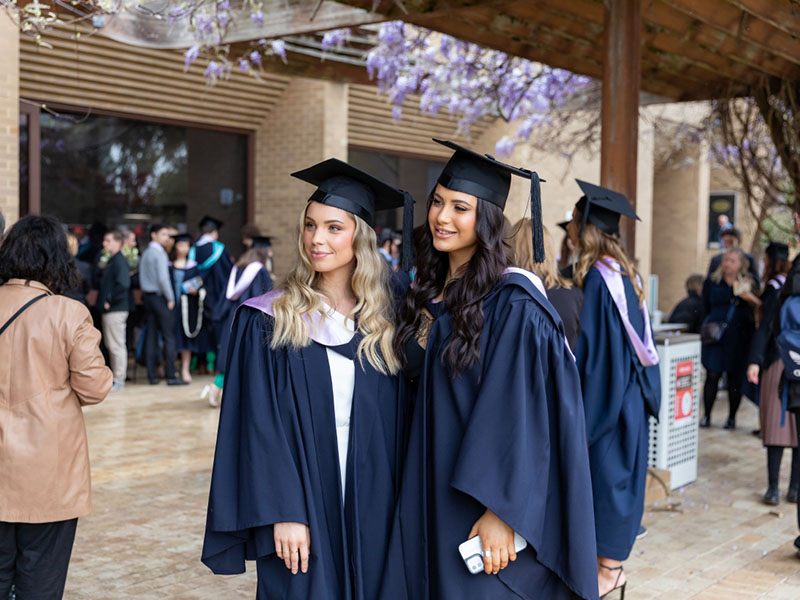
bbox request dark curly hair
[0,215,80,295]
[393,194,512,374]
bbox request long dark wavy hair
[0,215,80,294]
[393,193,512,374]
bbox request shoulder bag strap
[0,293,50,337]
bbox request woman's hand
[747,363,760,385]
[274,522,310,574]
[468,509,517,575]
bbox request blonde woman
[567,181,661,599]
[701,247,760,430]
[512,219,583,347]
[202,159,412,600]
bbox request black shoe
[763,487,780,505]
[700,415,711,428]
[723,417,736,430]
[167,378,189,386]
[787,487,798,503]
[148,378,160,385]
[751,429,761,437]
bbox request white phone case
[458,532,528,574]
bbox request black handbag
[700,301,737,345]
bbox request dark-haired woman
[0,216,112,598]
[566,181,661,598]
[202,240,273,407]
[386,141,598,600]
[747,242,798,505]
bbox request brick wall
[0,17,19,230]
[253,78,348,278]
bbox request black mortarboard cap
[199,215,223,230]
[291,158,415,272]
[557,220,571,232]
[574,180,639,237]
[171,233,193,244]
[766,241,789,262]
[433,139,546,263]
[251,236,272,249]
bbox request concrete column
[0,19,20,228]
[252,77,349,277]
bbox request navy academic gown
[574,268,661,561]
[215,267,273,369]
[202,304,406,600]
[384,271,599,600]
[193,241,233,356]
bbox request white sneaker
[111,381,125,392]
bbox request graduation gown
[574,268,661,561]
[191,240,233,355]
[215,264,273,370]
[202,295,406,600]
[384,269,599,600]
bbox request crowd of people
[51,218,276,395]
[1,138,799,600]
[666,227,800,508]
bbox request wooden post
[601,0,641,256]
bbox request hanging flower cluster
[362,22,593,155]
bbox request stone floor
[61,377,800,599]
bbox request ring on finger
[484,549,492,558]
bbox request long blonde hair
[511,219,571,289]
[573,220,645,305]
[270,204,399,375]
[710,247,749,284]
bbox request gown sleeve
[449,294,599,600]
[202,306,309,574]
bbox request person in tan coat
[0,215,112,599]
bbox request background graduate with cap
[202,159,412,600]
[386,139,598,600]
[567,181,661,598]
[170,232,203,383]
[190,215,233,373]
[202,236,274,407]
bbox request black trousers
[143,293,177,381]
[0,519,77,600]
[703,369,742,420]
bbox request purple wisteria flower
[184,44,200,70]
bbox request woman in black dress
[701,247,760,429]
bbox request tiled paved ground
[62,378,800,599]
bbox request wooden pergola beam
[726,0,800,39]
[601,0,641,254]
[658,0,800,68]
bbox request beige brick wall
[253,78,348,278]
[0,16,20,229]
[651,143,709,313]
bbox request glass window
[38,112,247,251]
[707,192,736,248]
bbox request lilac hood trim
[242,290,355,347]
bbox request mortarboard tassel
[530,172,545,263]
[401,190,415,273]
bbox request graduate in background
[567,181,661,599]
[202,236,273,407]
[202,159,413,600]
[388,140,598,600]
[190,215,233,373]
[170,234,203,383]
